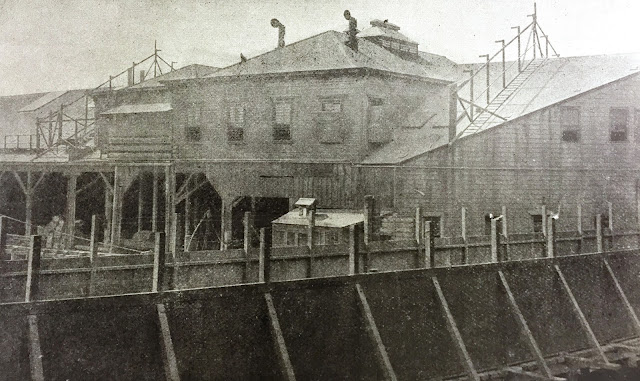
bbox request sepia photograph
[1,0,640,379]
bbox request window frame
[227,104,245,143]
[559,106,580,142]
[273,98,293,142]
[609,107,629,142]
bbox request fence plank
[265,293,296,381]
[432,276,480,381]
[355,283,397,381]
[157,303,181,381]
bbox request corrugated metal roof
[273,209,364,228]
[101,103,172,115]
[18,91,67,112]
[361,53,640,164]
[202,31,457,83]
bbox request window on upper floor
[273,100,292,141]
[610,107,629,142]
[321,98,342,113]
[317,96,345,144]
[227,105,245,142]
[560,106,580,142]
[186,104,202,142]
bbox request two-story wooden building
[2,11,640,258]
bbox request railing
[2,134,37,151]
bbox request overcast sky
[0,0,639,96]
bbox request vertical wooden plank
[243,211,254,282]
[577,204,583,254]
[415,207,424,268]
[415,207,422,244]
[608,201,614,249]
[307,209,315,278]
[432,276,480,381]
[25,235,41,302]
[355,284,398,381]
[498,271,554,378]
[152,168,158,232]
[491,218,499,262]
[104,174,113,243]
[153,232,167,292]
[0,215,8,260]
[554,264,610,365]
[157,304,181,381]
[265,293,296,381]
[259,227,272,283]
[25,171,33,236]
[219,197,232,250]
[596,214,603,253]
[461,207,468,264]
[603,257,640,337]
[541,205,547,238]
[164,165,176,254]
[138,174,144,233]
[28,315,44,381]
[349,225,360,275]
[547,217,555,258]
[364,195,374,245]
[424,221,433,268]
[65,173,78,248]
[501,206,509,261]
[88,215,100,296]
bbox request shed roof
[273,209,364,228]
[197,31,457,83]
[101,103,172,115]
[361,53,640,164]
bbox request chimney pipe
[271,18,285,48]
[344,10,358,51]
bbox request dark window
[321,98,342,113]
[610,107,629,142]
[560,106,580,142]
[593,215,610,230]
[227,105,244,142]
[186,126,201,142]
[369,97,384,106]
[532,215,543,233]
[423,216,441,238]
[273,101,292,141]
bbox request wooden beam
[25,235,42,302]
[174,177,209,204]
[175,172,196,200]
[432,276,480,381]
[355,283,397,381]
[157,304,181,381]
[0,216,8,261]
[28,315,45,381]
[138,174,144,233]
[504,367,565,381]
[11,170,27,194]
[152,169,159,232]
[602,257,640,337]
[307,209,315,278]
[265,293,296,381]
[563,355,620,370]
[99,172,114,193]
[243,212,253,282]
[554,265,611,365]
[498,271,554,378]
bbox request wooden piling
[88,215,100,296]
[349,225,360,275]
[364,195,374,245]
[265,293,296,380]
[596,214,603,253]
[490,218,499,262]
[461,207,468,264]
[157,304,181,381]
[153,232,167,292]
[0,216,8,260]
[307,209,315,278]
[424,221,434,268]
[259,227,272,283]
[546,217,555,258]
[25,235,42,302]
[243,211,253,282]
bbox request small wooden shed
[271,198,364,247]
